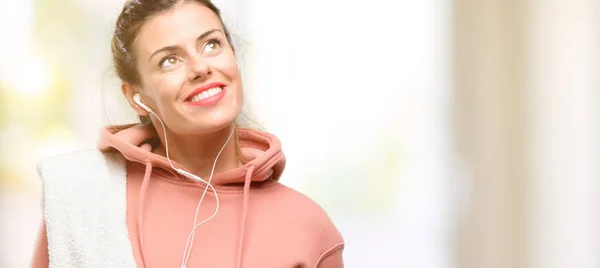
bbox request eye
[203,38,222,53]
[159,55,181,69]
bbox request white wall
[527,0,600,267]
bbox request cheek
[212,53,241,80]
[154,69,187,91]
[210,56,243,97]
[144,73,186,109]
[138,61,186,100]
[156,73,185,95]
[223,62,243,97]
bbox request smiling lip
[185,82,226,106]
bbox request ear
[121,83,149,117]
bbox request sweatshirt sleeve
[316,243,344,268]
[30,219,49,268]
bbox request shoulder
[264,182,344,245]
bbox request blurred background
[0,0,598,267]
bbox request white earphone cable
[180,128,234,268]
[143,103,234,268]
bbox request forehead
[136,2,224,55]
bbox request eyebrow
[148,29,222,62]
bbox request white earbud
[133,93,153,113]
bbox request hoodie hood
[97,123,286,187]
[97,123,286,268]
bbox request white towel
[37,149,137,268]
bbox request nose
[187,55,211,82]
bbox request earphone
[132,93,234,268]
[133,93,152,113]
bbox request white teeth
[188,87,223,102]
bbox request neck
[154,124,241,179]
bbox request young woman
[30,1,344,267]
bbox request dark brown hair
[111,0,247,162]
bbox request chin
[178,112,240,135]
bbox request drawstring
[236,165,255,268]
[138,162,153,268]
[137,163,254,268]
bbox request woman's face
[126,2,242,135]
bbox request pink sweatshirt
[31,124,344,267]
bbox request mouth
[185,82,226,106]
